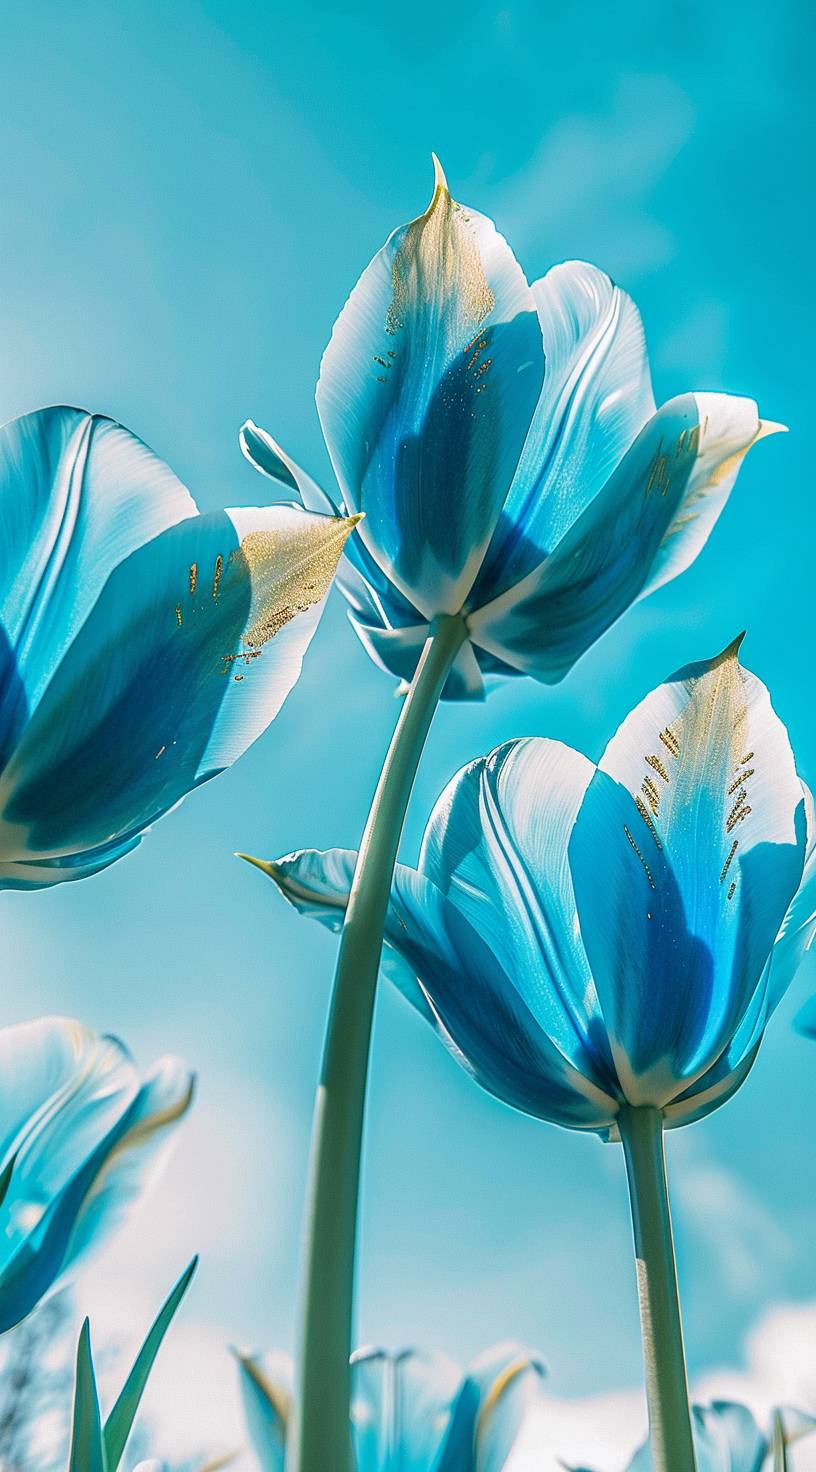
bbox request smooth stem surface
[290,612,468,1472]
[619,1106,696,1472]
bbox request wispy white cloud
[495,75,695,282]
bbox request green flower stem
[290,611,468,1472]
[618,1105,697,1472]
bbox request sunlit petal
[469,394,774,681]
[316,158,544,619]
[569,641,806,1105]
[0,505,358,881]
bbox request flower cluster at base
[236,1340,545,1470]
[255,639,816,1135]
[241,158,781,700]
[0,1016,192,1332]
[0,405,359,889]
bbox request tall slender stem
[290,612,468,1472]
[618,1106,696,1472]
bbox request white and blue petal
[569,641,806,1106]
[60,1056,194,1277]
[260,841,617,1129]
[316,158,544,619]
[253,847,436,1024]
[0,408,197,766]
[235,1351,292,1472]
[472,261,655,603]
[627,1401,766,1472]
[0,1019,191,1332]
[468,394,778,682]
[350,1347,472,1471]
[467,1342,546,1472]
[0,504,358,885]
[418,739,617,1090]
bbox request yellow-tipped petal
[430,151,450,200]
[235,852,283,882]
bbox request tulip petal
[235,1352,291,1472]
[469,393,774,680]
[765,783,816,1013]
[350,1347,473,1471]
[62,1057,194,1278]
[473,262,655,602]
[418,738,617,1089]
[627,1401,766,1472]
[468,1342,546,1472]
[263,845,617,1127]
[0,1024,139,1330]
[0,505,357,879]
[348,614,487,700]
[0,408,198,762]
[316,159,544,618]
[384,864,618,1129]
[570,643,806,1105]
[255,847,437,1023]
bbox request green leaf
[0,1152,17,1211]
[68,1320,107,1472]
[772,1410,788,1472]
[103,1256,198,1470]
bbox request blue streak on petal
[317,163,544,618]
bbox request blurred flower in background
[0,1016,193,1332]
[624,1400,816,1472]
[236,1340,545,1470]
[261,639,816,1131]
[242,160,781,700]
[0,406,359,889]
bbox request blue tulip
[625,1401,816,1472]
[259,639,815,1133]
[236,1341,545,1471]
[241,160,781,700]
[0,406,360,888]
[0,1015,193,1332]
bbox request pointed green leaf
[0,1152,17,1211]
[68,1320,107,1472]
[103,1257,198,1470]
[773,1410,789,1472]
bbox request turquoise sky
[1,0,815,1462]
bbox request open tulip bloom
[257,639,816,1472]
[0,1016,193,1334]
[236,1341,545,1472]
[0,405,359,888]
[238,160,784,1472]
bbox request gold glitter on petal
[385,169,495,338]
[228,515,361,659]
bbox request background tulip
[236,1340,545,1472]
[624,1402,816,1472]
[0,1016,193,1334]
[0,405,359,889]
[252,639,815,1472]
[241,160,780,701]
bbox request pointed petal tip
[757,418,788,440]
[235,852,283,882]
[427,153,451,212]
[345,510,365,528]
[712,630,747,665]
[431,152,449,191]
